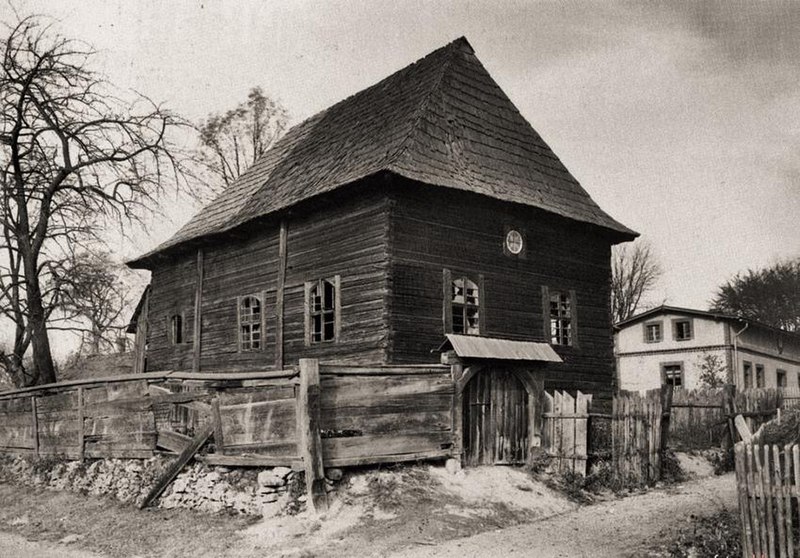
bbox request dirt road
[391,473,737,558]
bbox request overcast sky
[9,0,800,316]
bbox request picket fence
[542,390,592,475]
[611,388,668,485]
[735,442,800,558]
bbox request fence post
[298,358,328,513]
[450,363,463,466]
[722,384,736,450]
[77,388,85,462]
[660,385,673,454]
[31,395,39,457]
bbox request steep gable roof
[130,37,636,268]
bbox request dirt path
[0,532,103,558]
[391,473,737,558]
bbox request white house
[615,306,800,392]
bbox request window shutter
[478,273,486,335]
[570,289,579,348]
[541,285,550,342]
[443,269,452,334]
[303,282,312,346]
[333,275,342,341]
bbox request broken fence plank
[139,424,213,510]
[156,430,193,454]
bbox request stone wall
[0,454,341,517]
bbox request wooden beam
[297,358,328,513]
[139,424,213,509]
[211,397,225,455]
[275,219,287,369]
[192,248,204,373]
[196,454,296,467]
[31,395,39,457]
[132,288,150,374]
[77,387,85,463]
[156,430,192,453]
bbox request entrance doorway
[462,368,529,466]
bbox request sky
[5,0,800,354]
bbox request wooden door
[463,368,529,466]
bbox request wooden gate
[462,368,528,466]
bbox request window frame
[502,225,527,259]
[304,276,341,345]
[542,286,578,348]
[442,269,485,336]
[237,293,266,352]
[643,320,663,344]
[672,318,694,341]
[168,312,186,345]
[755,363,765,388]
[777,368,787,388]
[660,361,684,390]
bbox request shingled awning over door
[440,334,562,362]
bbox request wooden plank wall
[318,364,455,467]
[387,182,617,408]
[145,184,392,374]
[542,390,592,475]
[735,442,800,558]
[0,362,456,469]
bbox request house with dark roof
[127,38,635,462]
[615,306,800,392]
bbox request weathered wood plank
[297,359,328,513]
[139,424,213,509]
[275,219,287,369]
[157,429,192,453]
[193,248,204,373]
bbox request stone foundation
[0,454,342,517]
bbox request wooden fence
[0,360,456,470]
[668,387,800,450]
[734,442,800,558]
[542,390,592,475]
[611,388,667,485]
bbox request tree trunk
[25,274,57,385]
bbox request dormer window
[673,318,693,341]
[644,321,663,343]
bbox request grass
[665,509,741,558]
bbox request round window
[505,230,524,255]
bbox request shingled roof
[129,37,636,268]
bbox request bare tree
[58,251,131,355]
[0,15,187,386]
[710,259,800,332]
[611,239,663,324]
[197,86,287,193]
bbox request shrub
[667,509,741,557]
[661,449,687,485]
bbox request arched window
[170,314,184,344]
[306,277,340,343]
[238,295,263,351]
[451,276,480,335]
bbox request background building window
[550,291,573,346]
[451,277,480,335]
[644,322,662,343]
[661,362,684,389]
[238,295,263,351]
[743,361,753,389]
[756,364,765,388]
[777,368,787,388]
[306,277,340,344]
[673,319,693,341]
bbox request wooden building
[128,37,636,465]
